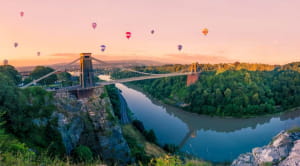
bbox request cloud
[10,52,236,67]
[163,53,235,64]
[50,53,80,57]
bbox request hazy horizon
[1,0,299,67]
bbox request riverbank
[123,82,300,119]
[105,84,215,165]
[115,82,300,162]
[232,127,300,166]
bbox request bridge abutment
[187,62,200,86]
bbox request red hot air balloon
[126,32,131,39]
[202,28,208,36]
[178,45,183,51]
[37,52,41,56]
[20,11,24,17]
[14,42,18,48]
[92,22,97,29]
[151,30,155,34]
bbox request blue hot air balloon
[100,45,106,52]
[178,44,183,51]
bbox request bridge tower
[190,62,198,73]
[187,62,199,86]
[80,53,94,88]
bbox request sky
[0,0,299,66]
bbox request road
[118,92,130,124]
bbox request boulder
[232,130,300,166]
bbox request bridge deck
[48,72,201,92]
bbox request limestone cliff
[232,129,300,166]
[53,88,131,165]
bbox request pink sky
[0,0,299,66]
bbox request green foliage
[163,144,179,153]
[131,120,157,144]
[281,62,300,72]
[261,162,273,166]
[106,85,121,119]
[30,66,57,85]
[0,65,22,85]
[123,130,151,164]
[115,66,300,117]
[144,129,157,144]
[0,73,20,112]
[150,155,212,166]
[0,65,108,165]
[0,73,65,157]
[132,120,145,133]
[100,92,108,99]
[287,126,300,133]
[150,155,182,166]
[72,145,93,163]
[57,72,73,87]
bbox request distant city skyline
[0,0,299,67]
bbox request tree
[0,73,20,111]
[56,72,72,86]
[0,65,22,85]
[224,88,232,101]
[30,66,57,85]
[145,129,157,144]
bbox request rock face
[232,130,300,166]
[53,88,131,165]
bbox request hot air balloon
[126,32,131,39]
[178,45,183,51]
[92,22,97,29]
[202,28,208,36]
[100,45,106,52]
[14,42,18,48]
[151,30,155,34]
[20,11,24,17]
[37,52,41,56]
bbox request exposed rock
[55,113,84,154]
[53,88,131,165]
[232,130,300,166]
[32,117,48,127]
[279,140,300,166]
[231,153,256,166]
[80,88,131,165]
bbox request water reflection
[98,76,300,162]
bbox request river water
[99,75,300,162]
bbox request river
[99,75,300,162]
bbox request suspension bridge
[21,53,201,92]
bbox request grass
[287,126,300,133]
[0,152,105,166]
[260,162,273,166]
[122,124,165,157]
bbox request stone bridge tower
[80,53,94,88]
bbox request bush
[72,145,93,163]
[145,129,157,144]
[132,120,145,133]
[163,144,179,153]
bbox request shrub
[72,145,93,163]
